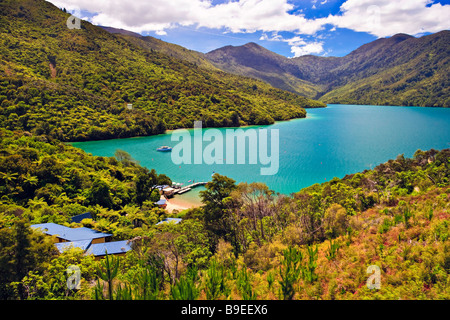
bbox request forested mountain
[0,0,325,142]
[205,32,450,107]
[206,42,323,98]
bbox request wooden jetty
[162,181,207,198]
[174,182,207,195]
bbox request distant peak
[243,42,263,49]
[391,33,413,38]
[387,33,414,41]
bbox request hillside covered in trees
[0,0,325,142]
[0,127,448,300]
[205,32,450,107]
[0,0,448,303]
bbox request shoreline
[68,112,314,144]
[165,196,202,213]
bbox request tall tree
[199,174,237,247]
[0,219,57,299]
[135,168,171,206]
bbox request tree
[0,219,57,299]
[204,258,227,300]
[199,174,237,246]
[135,168,171,206]
[278,246,303,300]
[96,252,120,300]
[229,182,275,246]
[170,274,199,300]
[114,149,138,166]
[0,172,18,195]
[88,179,113,208]
[230,111,240,127]
[142,220,210,284]
[322,204,348,239]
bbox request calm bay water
[72,105,450,199]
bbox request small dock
[174,182,207,195]
[162,181,207,198]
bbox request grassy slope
[238,187,450,300]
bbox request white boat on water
[156,146,172,152]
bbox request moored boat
[157,146,172,152]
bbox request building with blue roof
[31,223,112,243]
[85,240,132,258]
[55,240,92,253]
[31,222,132,258]
[71,212,93,224]
[154,198,167,209]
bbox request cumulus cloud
[48,0,326,34]
[325,0,450,37]
[48,0,450,52]
[259,33,325,57]
[290,42,324,57]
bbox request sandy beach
[164,197,202,213]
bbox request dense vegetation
[206,42,324,98]
[1,127,448,300]
[0,0,325,142]
[0,0,448,302]
[205,32,450,107]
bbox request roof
[54,240,92,253]
[155,199,167,205]
[71,212,93,224]
[156,218,182,225]
[31,223,112,241]
[86,240,132,257]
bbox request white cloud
[48,0,450,39]
[290,41,324,57]
[259,33,325,57]
[47,0,326,34]
[325,0,450,37]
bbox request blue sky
[50,0,450,57]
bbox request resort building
[154,198,167,209]
[30,222,132,258]
[31,222,111,243]
[71,212,93,224]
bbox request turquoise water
[72,105,450,198]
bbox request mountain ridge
[205,31,450,106]
[98,23,449,107]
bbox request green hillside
[0,0,325,142]
[317,32,450,107]
[103,28,220,71]
[206,42,324,98]
[204,32,449,107]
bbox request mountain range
[106,26,449,108]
